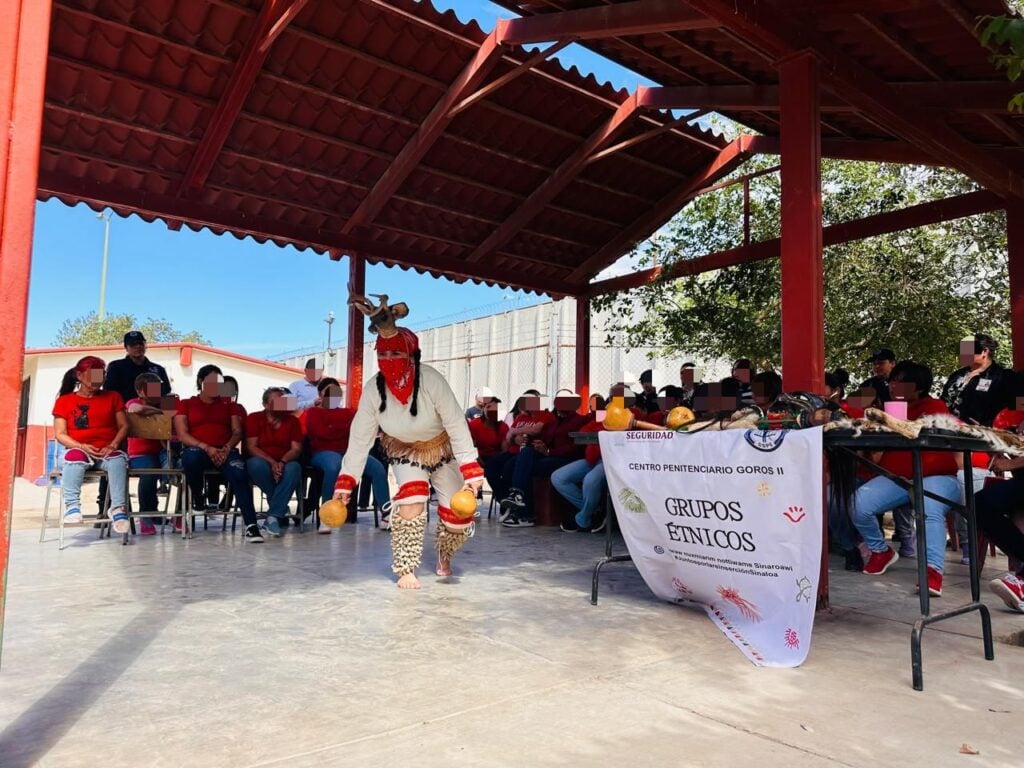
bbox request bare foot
[436,559,452,577]
[397,573,420,590]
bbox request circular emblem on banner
[653,545,665,554]
[618,487,647,514]
[744,429,787,452]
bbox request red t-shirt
[305,406,356,454]
[582,420,605,466]
[506,411,555,454]
[53,390,125,449]
[176,396,236,447]
[469,417,508,461]
[245,411,303,461]
[880,397,958,478]
[125,398,167,457]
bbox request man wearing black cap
[104,331,171,403]
[636,369,659,414]
[860,348,896,403]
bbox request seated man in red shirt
[500,392,590,528]
[850,361,961,597]
[245,387,304,537]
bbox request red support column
[779,52,824,393]
[0,0,52,659]
[346,254,366,408]
[575,298,591,413]
[1008,203,1024,371]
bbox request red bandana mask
[376,329,419,405]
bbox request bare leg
[392,502,426,590]
[436,522,470,577]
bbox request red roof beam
[467,91,643,263]
[499,0,717,46]
[177,0,309,195]
[772,0,925,11]
[639,83,1023,113]
[586,114,700,165]
[682,0,1024,200]
[39,171,572,297]
[448,40,571,119]
[748,136,943,166]
[586,189,1002,296]
[340,24,508,235]
[568,135,755,283]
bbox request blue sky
[26,0,652,358]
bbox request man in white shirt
[290,358,322,412]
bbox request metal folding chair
[123,416,188,543]
[40,466,112,550]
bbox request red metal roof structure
[37,0,742,297]
[493,1,1024,179]
[5,0,1024,617]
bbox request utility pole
[97,211,111,320]
[325,310,336,356]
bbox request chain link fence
[275,298,730,413]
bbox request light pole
[97,211,111,320]
[325,311,336,357]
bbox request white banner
[600,427,823,667]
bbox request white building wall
[24,345,302,425]
[278,299,730,409]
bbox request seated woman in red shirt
[468,397,507,463]
[52,356,130,533]
[245,387,303,537]
[305,378,391,534]
[850,361,962,597]
[175,364,262,542]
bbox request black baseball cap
[124,331,146,346]
[865,348,895,363]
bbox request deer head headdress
[347,293,409,338]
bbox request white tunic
[340,363,476,480]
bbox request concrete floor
[2,479,1023,768]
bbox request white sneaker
[63,508,83,524]
[990,572,1024,613]
[110,508,130,535]
[318,522,332,535]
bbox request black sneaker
[843,548,863,572]
[503,514,534,528]
[243,524,264,543]
[499,489,525,521]
[591,517,607,534]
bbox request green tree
[592,159,1009,383]
[980,3,1024,111]
[53,312,209,347]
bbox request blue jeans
[62,450,128,513]
[851,474,961,572]
[828,477,864,552]
[246,457,301,519]
[310,450,390,507]
[484,452,517,500]
[181,447,257,526]
[129,451,167,520]
[509,448,572,513]
[551,459,606,528]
